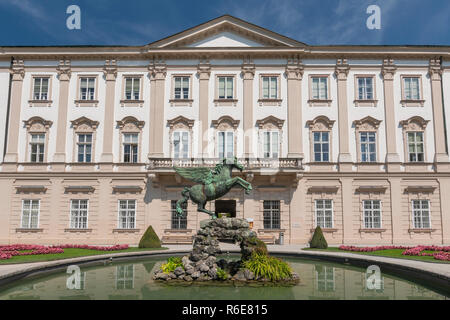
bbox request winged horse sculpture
[174,157,252,219]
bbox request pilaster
[100,59,117,164]
[197,60,211,158]
[148,60,167,158]
[241,59,255,158]
[286,58,304,159]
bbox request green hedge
[309,226,328,249]
[138,225,161,248]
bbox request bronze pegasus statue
[174,157,252,219]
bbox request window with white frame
[173,131,189,159]
[262,131,279,158]
[171,200,187,229]
[218,76,233,99]
[363,200,381,229]
[116,265,134,289]
[262,76,278,99]
[174,76,189,99]
[124,77,140,100]
[313,131,329,162]
[123,133,139,163]
[33,77,49,100]
[263,200,280,229]
[360,132,376,162]
[77,134,92,163]
[21,199,40,229]
[30,134,45,163]
[79,77,96,100]
[316,266,335,292]
[70,199,88,229]
[118,200,136,229]
[407,132,424,162]
[218,131,234,159]
[311,77,328,100]
[315,199,333,228]
[357,77,374,100]
[412,200,430,229]
[403,77,420,100]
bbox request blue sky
[0,0,448,46]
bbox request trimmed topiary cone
[309,226,328,249]
[139,225,161,248]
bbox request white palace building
[0,15,449,246]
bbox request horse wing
[173,167,212,184]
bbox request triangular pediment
[148,15,305,49]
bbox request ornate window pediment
[306,116,335,131]
[117,116,145,132]
[212,115,240,130]
[256,116,284,130]
[353,116,382,131]
[400,116,429,131]
[71,116,99,132]
[167,115,195,130]
[23,116,53,132]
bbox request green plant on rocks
[242,252,293,281]
[138,225,161,248]
[216,267,228,281]
[309,226,328,249]
[161,257,184,274]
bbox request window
[80,77,95,100]
[360,132,376,162]
[262,131,279,158]
[124,77,140,100]
[173,131,189,159]
[77,134,92,163]
[171,200,187,229]
[218,76,233,99]
[403,77,420,100]
[118,200,136,229]
[70,200,88,229]
[315,199,333,228]
[412,200,430,229]
[357,77,373,100]
[263,200,280,229]
[262,76,278,99]
[174,76,189,99]
[316,266,335,292]
[33,77,49,100]
[313,132,329,162]
[123,133,139,163]
[21,200,40,229]
[30,134,45,163]
[363,200,381,229]
[218,131,234,159]
[116,265,134,289]
[311,77,328,100]
[407,132,424,162]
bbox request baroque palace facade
[0,15,449,246]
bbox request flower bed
[0,244,129,260]
[338,245,450,261]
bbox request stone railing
[147,157,303,170]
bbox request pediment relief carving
[212,116,240,130]
[167,116,195,130]
[71,117,99,132]
[117,116,145,131]
[306,116,335,130]
[256,116,284,129]
[23,116,52,132]
[353,116,382,130]
[400,116,429,131]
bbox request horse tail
[176,187,190,217]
